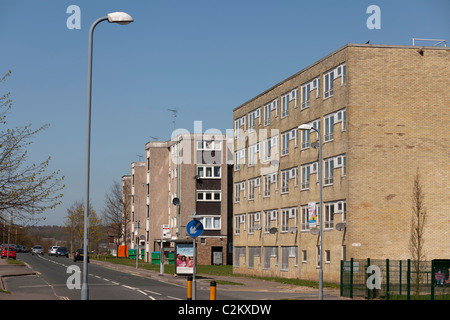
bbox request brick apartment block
[123,133,233,265]
[232,44,449,283]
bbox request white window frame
[281,169,290,194]
[264,175,271,197]
[324,157,334,186]
[248,212,260,234]
[197,190,221,202]
[203,216,221,230]
[324,113,335,142]
[324,202,335,230]
[197,165,221,179]
[301,206,309,231]
[323,63,346,99]
[281,131,290,156]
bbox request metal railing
[341,258,450,300]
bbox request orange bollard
[187,276,192,300]
[210,281,216,300]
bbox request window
[264,246,278,269]
[325,250,331,264]
[301,76,320,109]
[197,140,221,151]
[264,103,271,126]
[248,143,260,167]
[317,246,321,268]
[336,108,347,131]
[281,207,297,232]
[282,94,289,118]
[281,131,289,156]
[324,70,334,98]
[324,154,346,185]
[281,209,289,232]
[248,247,261,268]
[235,215,241,234]
[300,119,320,149]
[301,165,310,190]
[324,202,335,229]
[281,169,289,194]
[234,246,246,267]
[324,113,335,142]
[234,182,245,203]
[203,216,221,230]
[248,212,260,234]
[197,190,221,202]
[264,98,278,126]
[248,108,261,132]
[264,174,271,197]
[302,250,307,263]
[235,148,245,171]
[281,246,298,270]
[234,214,245,234]
[234,116,246,139]
[281,89,297,118]
[301,206,309,230]
[336,154,347,177]
[248,177,260,200]
[324,158,334,185]
[197,165,221,178]
[264,209,278,232]
[324,63,346,99]
[301,162,317,190]
[263,135,278,162]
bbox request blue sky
[1,0,449,226]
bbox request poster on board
[308,201,317,227]
[175,242,194,274]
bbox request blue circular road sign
[186,219,204,238]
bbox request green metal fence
[340,258,450,300]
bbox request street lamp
[83,12,133,301]
[298,123,323,300]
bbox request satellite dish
[310,227,320,235]
[269,227,278,234]
[335,222,346,231]
[172,197,180,206]
[254,224,261,231]
[288,227,297,234]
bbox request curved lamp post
[298,124,323,300]
[83,12,133,301]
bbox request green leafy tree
[0,71,65,224]
[64,200,104,253]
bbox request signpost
[186,219,203,300]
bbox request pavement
[0,256,348,300]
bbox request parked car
[48,246,60,256]
[55,247,69,258]
[1,246,16,260]
[73,248,89,262]
[31,245,44,255]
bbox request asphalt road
[8,253,195,300]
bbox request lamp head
[107,12,134,25]
[298,124,313,130]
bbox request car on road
[73,248,89,263]
[31,245,44,255]
[55,247,69,258]
[48,246,60,256]
[1,246,16,260]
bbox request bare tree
[409,167,427,296]
[102,179,132,257]
[0,71,65,223]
